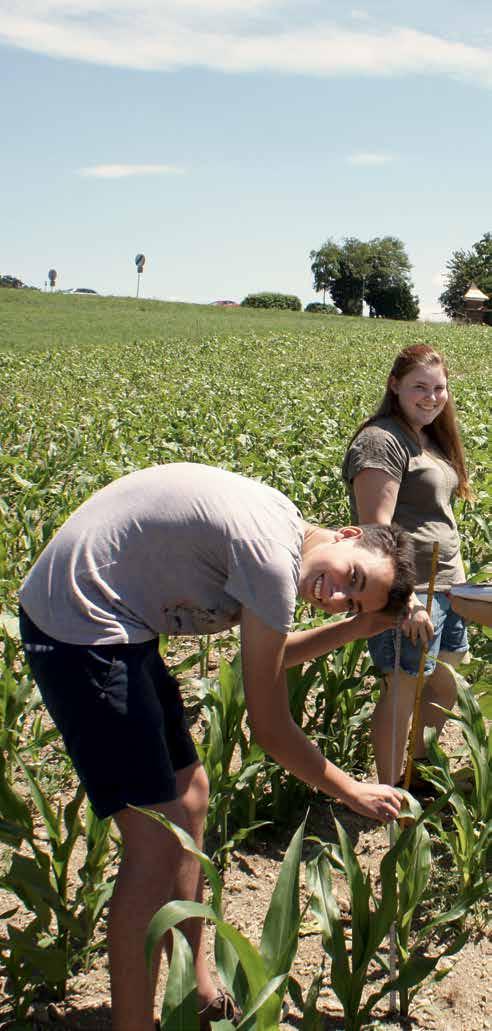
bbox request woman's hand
[402,600,434,646]
[340,781,402,823]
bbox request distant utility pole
[135,254,146,297]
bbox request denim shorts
[368,591,469,677]
[19,608,198,819]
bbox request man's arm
[284,611,395,668]
[240,606,401,823]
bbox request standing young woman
[342,344,471,787]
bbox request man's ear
[333,526,364,542]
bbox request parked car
[63,288,98,295]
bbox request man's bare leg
[108,761,216,1031]
[167,763,217,1010]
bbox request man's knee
[177,762,209,823]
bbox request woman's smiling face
[391,363,448,432]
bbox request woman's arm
[240,606,402,823]
[352,467,399,524]
[353,469,433,645]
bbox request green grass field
[1,288,490,614]
[2,286,492,354]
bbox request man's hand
[339,781,402,823]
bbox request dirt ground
[0,689,490,1031]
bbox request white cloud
[78,164,184,178]
[350,9,370,20]
[1,4,492,87]
[347,152,394,166]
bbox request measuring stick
[403,541,440,791]
[388,618,403,1014]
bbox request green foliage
[439,232,492,320]
[309,236,414,316]
[241,292,302,311]
[309,638,374,773]
[193,656,269,865]
[0,292,490,1021]
[304,302,339,314]
[366,281,420,321]
[0,274,25,289]
[0,759,114,1016]
[0,623,48,775]
[420,676,492,903]
[306,797,469,1031]
[143,813,307,1030]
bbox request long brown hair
[349,344,471,499]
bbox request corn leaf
[160,927,198,1031]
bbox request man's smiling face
[298,528,394,615]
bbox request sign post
[135,254,146,298]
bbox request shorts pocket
[85,651,129,716]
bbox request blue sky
[2,1,492,319]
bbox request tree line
[308,231,492,322]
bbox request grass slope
[1,287,492,354]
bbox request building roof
[464,281,489,302]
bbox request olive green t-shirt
[342,417,465,590]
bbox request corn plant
[142,809,308,1030]
[308,638,374,775]
[193,656,270,865]
[0,621,51,778]
[419,675,492,904]
[305,799,472,1030]
[72,804,115,968]
[0,758,115,1016]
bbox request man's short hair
[357,523,416,615]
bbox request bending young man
[19,462,414,1031]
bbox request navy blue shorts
[19,608,198,819]
[369,591,469,677]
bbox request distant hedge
[0,275,25,289]
[304,302,339,314]
[241,292,302,311]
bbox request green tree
[438,232,492,320]
[309,240,341,305]
[309,236,413,316]
[366,281,420,321]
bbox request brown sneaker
[198,990,242,1030]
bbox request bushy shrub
[304,302,339,314]
[241,292,302,311]
[0,275,25,289]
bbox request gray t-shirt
[19,464,304,645]
[342,417,465,591]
